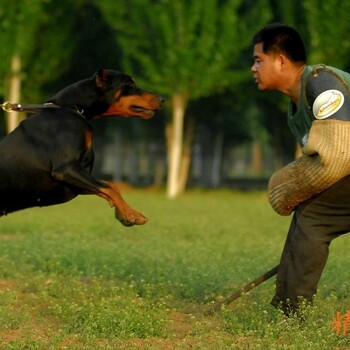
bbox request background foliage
[1,0,350,190]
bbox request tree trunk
[166,93,188,198]
[250,138,263,175]
[211,130,224,187]
[199,127,214,187]
[178,118,195,193]
[6,54,22,133]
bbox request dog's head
[93,68,164,119]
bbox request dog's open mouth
[131,105,156,118]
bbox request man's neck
[280,64,305,104]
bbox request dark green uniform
[288,65,350,145]
[271,64,350,314]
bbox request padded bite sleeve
[268,119,350,215]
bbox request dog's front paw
[114,207,148,227]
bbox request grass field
[0,188,349,349]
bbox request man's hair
[252,23,306,63]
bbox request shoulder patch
[312,89,344,119]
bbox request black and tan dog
[0,69,164,226]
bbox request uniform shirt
[287,65,350,146]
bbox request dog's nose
[158,96,165,104]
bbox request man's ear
[279,54,289,71]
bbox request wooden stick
[206,264,279,315]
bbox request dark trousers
[271,174,350,313]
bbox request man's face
[251,43,281,90]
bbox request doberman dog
[0,68,164,226]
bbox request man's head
[251,23,306,92]
[252,23,306,63]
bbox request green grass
[0,189,349,349]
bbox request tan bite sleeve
[268,119,350,215]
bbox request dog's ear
[96,68,111,90]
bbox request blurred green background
[2,0,349,195]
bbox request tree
[97,0,272,197]
[0,0,45,132]
[20,0,87,101]
[302,0,350,69]
[0,0,84,133]
[187,88,252,186]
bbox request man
[251,23,350,315]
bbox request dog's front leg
[99,181,148,226]
[52,164,147,226]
